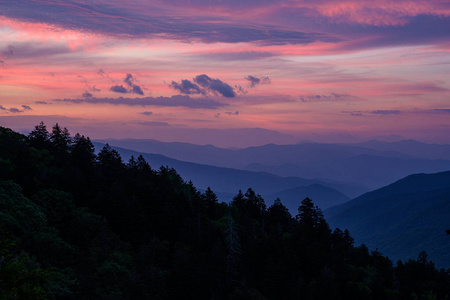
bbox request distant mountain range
[325,171,450,268]
[92,142,354,212]
[96,138,450,190]
[93,139,450,268]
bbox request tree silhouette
[28,121,50,149]
[203,187,218,219]
[50,123,71,153]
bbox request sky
[1,0,450,147]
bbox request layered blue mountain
[325,171,450,268]
[93,142,352,211]
[355,139,450,160]
[95,138,450,191]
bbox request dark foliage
[0,124,449,299]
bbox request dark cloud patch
[245,75,271,88]
[327,14,450,51]
[110,73,145,95]
[300,93,356,102]
[194,74,236,97]
[433,109,450,113]
[140,111,153,116]
[82,92,93,98]
[370,110,401,115]
[198,51,276,61]
[110,85,129,94]
[341,110,363,116]
[170,80,205,95]
[35,101,49,105]
[136,121,170,127]
[131,84,144,95]
[53,95,226,109]
[9,107,22,113]
[124,73,134,87]
[225,111,239,116]
[342,109,401,116]
[1,43,71,60]
[171,75,237,97]
[0,105,32,113]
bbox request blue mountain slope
[325,171,450,268]
[93,142,357,207]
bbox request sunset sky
[1,0,449,147]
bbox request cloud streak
[300,93,357,103]
[245,75,271,88]
[0,1,338,45]
[0,104,32,113]
[342,109,402,116]
[53,95,226,109]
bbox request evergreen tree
[267,198,292,236]
[97,144,123,178]
[28,121,50,149]
[71,133,96,167]
[50,123,71,153]
[296,197,327,234]
[203,187,218,219]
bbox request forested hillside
[326,171,450,268]
[0,123,449,299]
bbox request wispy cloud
[82,92,93,98]
[300,93,357,103]
[53,95,226,109]
[433,109,450,113]
[0,104,32,113]
[245,75,271,88]
[136,121,170,127]
[370,110,401,115]
[0,1,338,45]
[139,111,153,116]
[342,109,402,116]
[225,111,239,116]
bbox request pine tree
[50,123,71,153]
[28,121,50,149]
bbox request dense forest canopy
[0,123,449,299]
